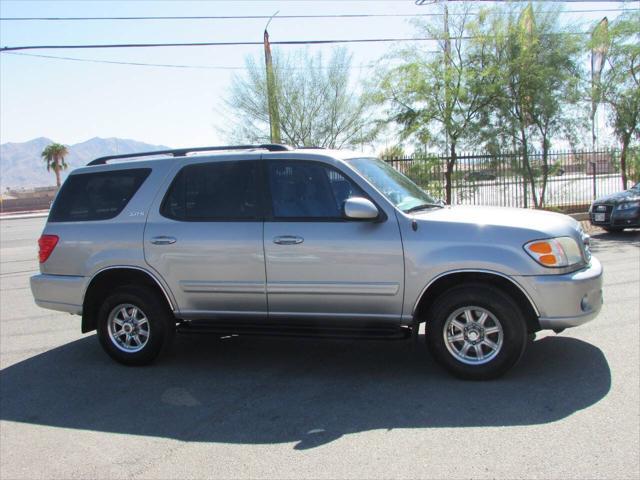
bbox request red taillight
[38,235,59,263]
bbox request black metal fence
[384,149,638,212]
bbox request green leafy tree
[41,143,69,188]
[405,155,444,199]
[596,12,640,189]
[374,4,501,204]
[222,47,378,149]
[628,148,640,182]
[481,3,583,208]
[378,144,406,159]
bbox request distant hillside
[0,137,169,189]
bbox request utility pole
[442,0,454,204]
[443,0,451,155]
[590,17,609,151]
[263,26,281,144]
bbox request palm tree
[41,143,69,188]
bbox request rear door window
[161,160,262,221]
[49,168,151,222]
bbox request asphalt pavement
[0,217,638,479]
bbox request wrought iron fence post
[591,160,597,200]
[522,153,528,209]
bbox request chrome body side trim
[267,282,400,296]
[179,281,265,294]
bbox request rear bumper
[517,257,603,331]
[30,274,85,315]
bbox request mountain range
[1,137,169,189]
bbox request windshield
[348,157,440,212]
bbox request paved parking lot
[1,217,638,480]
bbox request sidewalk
[0,210,50,221]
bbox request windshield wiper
[404,203,444,213]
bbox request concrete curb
[0,211,49,221]
[569,213,589,222]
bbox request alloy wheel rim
[443,306,503,365]
[107,303,150,353]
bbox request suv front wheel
[426,284,528,380]
[97,285,175,365]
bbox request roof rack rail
[87,144,294,166]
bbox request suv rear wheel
[97,285,175,365]
[426,284,528,380]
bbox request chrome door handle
[273,235,304,245]
[150,236,177,245]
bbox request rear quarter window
[49,168,151,222]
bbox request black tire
[603,227,624,232]
[97,285,175,366]
[426,283,528,380]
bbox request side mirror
[344,197,379,220]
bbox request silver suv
[30,145,603,379]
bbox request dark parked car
[590,181,640,232]
[464,171,497,181]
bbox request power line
[0,8,635,21]
[3,51,246,69]
[1,13,462,21]
[4,51,409,70]
[0,38,456,52]
[0,32,596,53]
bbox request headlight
[616,201,640,211]
[524,237,584,268]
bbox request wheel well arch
[82,267,174,333]
[413,271,541,333]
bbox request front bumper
[590,205,640,228]
[516,257,603,330]
[30,274,85,315]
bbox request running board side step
[176,321,412,341]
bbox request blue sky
[0,1,635,149]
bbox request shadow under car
[0,333,611,450]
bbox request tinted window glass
[161,161,261,221]
[268,161,364,219]
[49,168,151,222]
